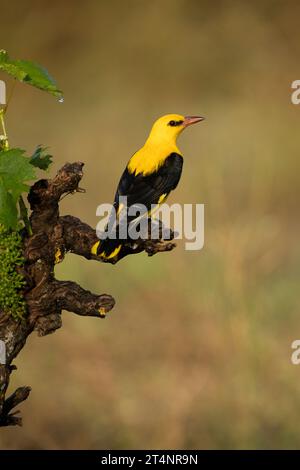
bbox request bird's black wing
[101,153,183,250]
[114,152,183,211]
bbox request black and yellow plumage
[92,113,204,260]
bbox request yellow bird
[92,114,204,260]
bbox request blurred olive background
[1,0,300,450]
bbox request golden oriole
[92,113,204,260]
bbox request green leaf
[30,145,53,170]
[0,50,63,98]
[0,181,18,228]
[0,148,36,229]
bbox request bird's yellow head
[146,114,204,147]
[128,113,204,176]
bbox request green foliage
[0,50,62,320]
[0,225,26,320]
[0,49,63,98]
[30,145,53,170]
[0,148,36,229]
[0,50,62,231]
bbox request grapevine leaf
[30,145,53,170]
[0,49,63,98]
[0,181,18,228]
[0,148,36,229]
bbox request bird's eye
[168,120,183,127]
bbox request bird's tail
[91,237,123,261]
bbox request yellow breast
[127,114,184,176]
[127,142,180,176]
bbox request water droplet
[58,96,64,103]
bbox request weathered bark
[0,162,176,426]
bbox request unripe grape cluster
[0,225,26,319]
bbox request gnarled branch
[0,161,176,426]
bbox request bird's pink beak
[183,116,205,127]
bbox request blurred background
[1,0,300,450]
